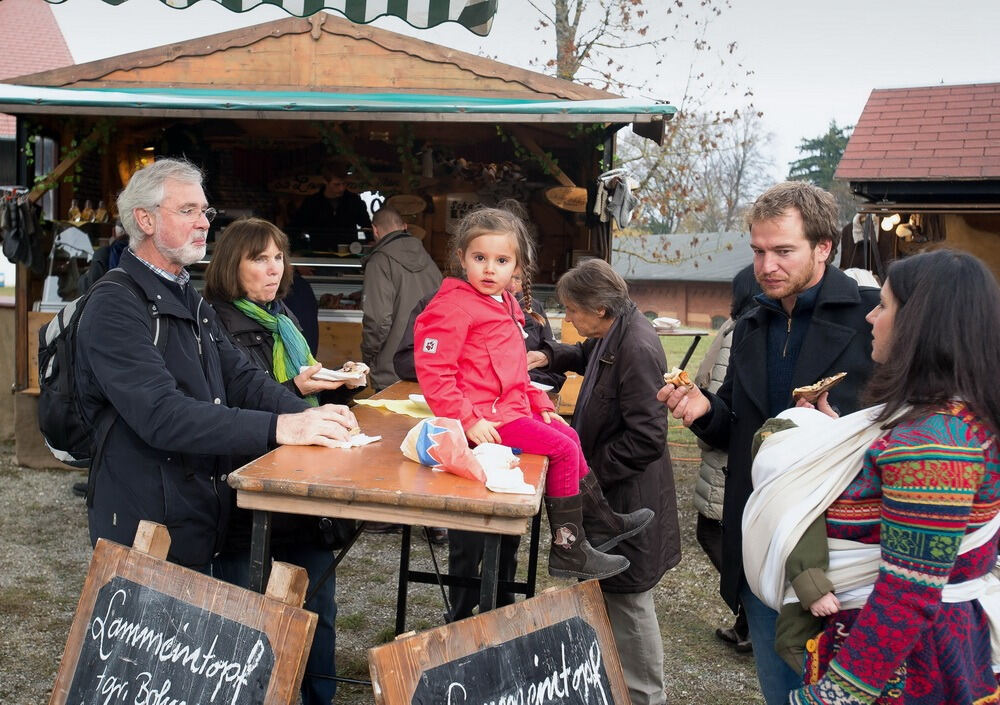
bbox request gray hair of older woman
[556,258,631,319]
[116,158,204,250]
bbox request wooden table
[228,381,548,633]
[658,327,711,369]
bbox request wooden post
[131,520,171,559]
[509,126,576,188]
[26,125,105,205]
[265,561,310,608]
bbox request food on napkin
[303,361,369,385]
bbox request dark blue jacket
[75,249,307,567]
[691,266,879,610]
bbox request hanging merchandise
[2,189,43,272]
[593,168,639,228]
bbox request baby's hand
[808,592,841,617]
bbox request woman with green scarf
[204,217,359,705]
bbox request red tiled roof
[836,82,1000,182]
[0,0,74,139]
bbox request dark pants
[697,513,748,638]
[446,529,521,622]
[214,544,338,705]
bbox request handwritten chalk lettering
[67,577,275,705]
[414,617,613,705]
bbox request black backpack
[37,268,166,492]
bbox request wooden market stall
[835,82,1000,279]
[0,14,674,467]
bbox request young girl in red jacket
[414,207,652,580]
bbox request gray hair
[556,259,630,319]
[117,158,204,249]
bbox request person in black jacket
[528,259,679,705]
[76,159,358,570]
[659,181,877,705]
[289,166,371,251]
[204,217,363,705]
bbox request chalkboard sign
[368,580,629,705]
[67,576,276,705]
[49,521,316,705]
[413,617,612,705]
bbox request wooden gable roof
[11,13,614,103]
[836,82,1000,182]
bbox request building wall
[943,214,1000,275]
[628,280,731,328]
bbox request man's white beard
[156,237,206,269]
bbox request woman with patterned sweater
[789,249,1000,704]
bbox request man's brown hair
[745,181,841,258]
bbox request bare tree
[681,108,774,232]
[614,107,772,235]
[526,0,734,95]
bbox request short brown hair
[204,218,293,302]
[372,206,405,232]
[556,259,630,319]
[745,181,841,258]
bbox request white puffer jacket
[692,318,735,520]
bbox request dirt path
[0,439,762,704]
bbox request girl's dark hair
[447,204,544,323]
[204,218,293,302]
[865,249,1000,434]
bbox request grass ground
[0,330,764,704]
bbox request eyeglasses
[154,205,218,223]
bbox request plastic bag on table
[400,417,486,483]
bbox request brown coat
[544,303,681,593]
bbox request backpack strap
[83,267,167,507]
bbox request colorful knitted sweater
[791,402,1000,705]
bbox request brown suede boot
[579,471,654,551]
[545,494,630,580]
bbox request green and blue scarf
[233,298,319,406]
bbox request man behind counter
[290,166,372,251]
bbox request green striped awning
[43,0,498,35]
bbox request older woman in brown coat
[528,259,680,705]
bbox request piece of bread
[792,372,847,403]
[663,367,693,388]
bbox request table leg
[525,511,542,598]
[395,524,412,635]
[679,335,703,370]
[478,534,500,615]
[249,509,272,593]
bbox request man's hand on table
[276,404,359,447]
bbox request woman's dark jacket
[75,250,307,568]
[543,302,681,593]
[209,297,357,550]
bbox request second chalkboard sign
[412,617,612,705]
[67,576,276,705]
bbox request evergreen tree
[787,120,852,189]
[788,121,855,223]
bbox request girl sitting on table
[413,206,653,580]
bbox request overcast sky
[44,0,1000,177]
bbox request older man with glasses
[75,158,359,580]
